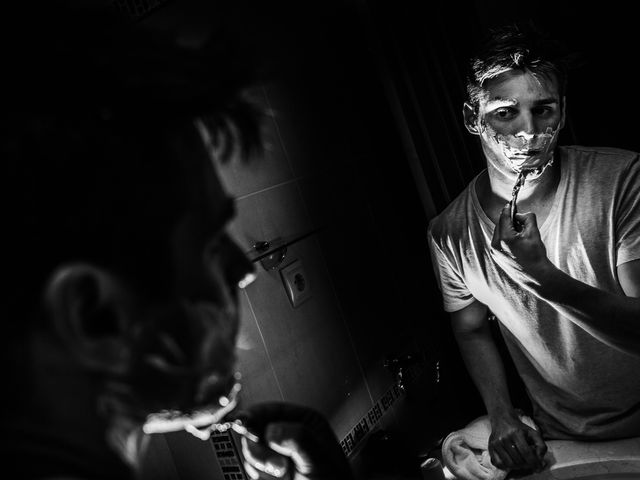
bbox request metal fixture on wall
[248,227,325,272]
[252,239,288,271]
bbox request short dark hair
[465,22,572,107]
[4,6,265,331]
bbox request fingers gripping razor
[510,170,529,232]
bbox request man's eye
[533,106,554,116]
[493,108,516,119]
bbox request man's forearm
[454,325,517,420]
[531,263,640,355]
[492,205,640,356]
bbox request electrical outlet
[280,260,312,308]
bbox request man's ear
[559,95,567,129]
[463,102,480,135]
[44,264,133,375]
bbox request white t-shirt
[427,145,640,440]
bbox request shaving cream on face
[480,120,560,177]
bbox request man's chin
[106,416,150,472]
[508,155,551,175]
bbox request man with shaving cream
[428,23,640,474]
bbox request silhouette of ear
[463,103,480,135]
[559,96,567,129]
[44,264,132,375]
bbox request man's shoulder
[427,181,477,242]
[559,146,639,192]
[561,145,638,167]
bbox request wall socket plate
[280,260,312,308]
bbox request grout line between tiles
[242,289,285,401]
[234,175,310,201]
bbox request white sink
[519,437,640,480]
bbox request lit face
[466,69,565,178]
[105,124,255,468]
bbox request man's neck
[6,330,133,479]
[476,154,561,224]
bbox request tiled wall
[219,83,388,438]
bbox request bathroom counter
[519,436,640,480]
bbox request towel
[441,414,538,480]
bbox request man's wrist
[487,404,518,423]
[529,256,556,278]
[522,258,560,295]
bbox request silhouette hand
[237,402,353,480]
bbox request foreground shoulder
[428,183,477,241]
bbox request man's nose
[515,113,537,139]
[223,235,256,289]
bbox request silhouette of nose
[223,236,255,289]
